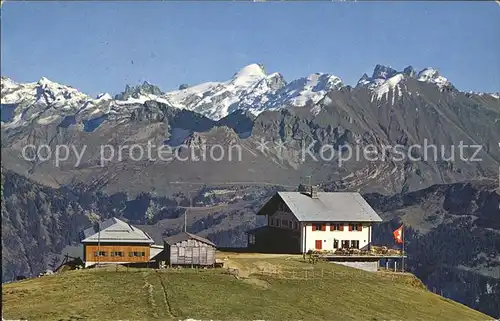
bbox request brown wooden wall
[84,243,151,263]
[165,239,215,266]
[247,227,301,254]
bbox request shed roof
[150,244,164,259]
[164,232,216,247]
[81,217,154,244]
[257,192,383,222]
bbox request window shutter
[321,224,326,231]
[357,224,362,231]
[330,224,334,231]
[340,224,344,231]
[312,225,317,231]
[349,224,353,231]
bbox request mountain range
[1,63,500,317]
[3,63,498,126]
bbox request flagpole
[402,224,405,272]
[97,221,101,268]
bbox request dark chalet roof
[164,232,216,247]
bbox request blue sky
[1,1,499,96]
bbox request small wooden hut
[163,232,216,267]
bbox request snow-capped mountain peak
[1,63,479,129]
[161,64,274,120]
[417,68,451,89]
[230,63,267,86]
[1,76,97,128]
[96,93,112,101]
[357,65,455,104]
[1,76,91,107]
[403,66,416,77]
[37,76,54,86]
[1,76,20,91]
[267,72,344,109]
[372,64,399,80]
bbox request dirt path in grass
[143,273,159,319]
[157,272,176,319]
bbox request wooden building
[163,232,216,267]
[81,217,155,267]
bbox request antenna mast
[184,191,191,232]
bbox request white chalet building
[246,186,383,254]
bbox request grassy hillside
[2,254,492,321]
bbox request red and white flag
[393,225,404,244]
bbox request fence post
[321,269,324,278]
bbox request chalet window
[94,251,107,257]
[270,218,274,226]
[178,247,185,256]
[330,223,342,231]
[312,223,326,231]
[351,240,360,249]
[249,234,255,244]
[293,221,298,230]
[282,220,288,227]
[275,220,281,227]
[341,240,350,249]
[349,224,362,231]
[333,239,339,249]
[111,251,124,257]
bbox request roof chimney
[310,185,318,199]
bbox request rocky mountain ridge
[3,64,499,126]
[2,67,500,197]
